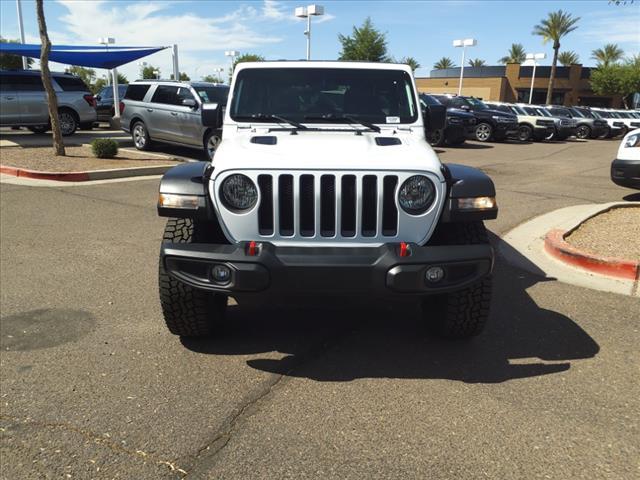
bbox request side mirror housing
[95,95,102,101]
[423,103,447,132]
[201,103,222,128]
[182,98,197,108]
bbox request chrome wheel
[576,125,591,139]
[206,134,221,160]
[58,112,76,136]
[475,123,492,142]
[133,124,147,149]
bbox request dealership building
[415,63,624,107]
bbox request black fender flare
[157,161,215,220]
[440,163,498,222]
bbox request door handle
[146,108,153,112]
[170,112,178,116]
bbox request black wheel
[474,122,493,142]
[517,124,533,142]
[423,221,492,339]
[427,128,445,147]
[58,110,77,136]
[159,218,228,337]
[132,121,152,151]
[28,126,48,134]
[576,124,591,139]
[204,130,222,161]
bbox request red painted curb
[1,164,91,182]
[544,229,639,280]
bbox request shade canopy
[0,43,167,69]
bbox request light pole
[525,52,546,104]
[225,50,238,81]
[16,0,28,69]
[215,67,225,84]
[99,37,120,119]
[453,38,477,95]
[295,4,324,60]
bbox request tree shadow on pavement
[182,234,599,383]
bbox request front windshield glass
[465,97,490,110]
[511,105,527,115]
[569,108,585,118]
[537,108,552,117]
[420,94,441,106]
[194,86,229,105]
[617,111,631,118]
[596,110,611,118]
[523,107,538,115]
[230,67,418,124]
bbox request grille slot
[382,175,398,236]
[278,175,294,236]
[257,175,273,235]
[320,175,336,237]
[299,175,315,237]
[253,172,403,241]
[341,175,357,237]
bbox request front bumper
[161,242,494,296]
[495,123,519,137]
[611,158,640,189]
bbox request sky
[1,0,639,82]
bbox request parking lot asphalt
[1,138,639,479]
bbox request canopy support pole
[111,68,120,119]
[16,0,28,69]
[172,44,179,81]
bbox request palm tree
[468,58,486,67]
[35,0,65,156]
[558,51,580,66]
[591,44,624,67]
[499,43,526,64]
[434,57,455,69]
[533,10,580,104]
[400,56,421,72]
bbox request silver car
[0,70,97,135]
[120,80,229,160]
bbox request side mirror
[460,105,471,111]
[182,98,197,108]
[201,102,222,128]
[95,95,102,101]
[423,104,447,132]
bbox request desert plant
[499,43,526,64]
[558,51,580,66]
[91,138,119,159]
[434,57,455,69]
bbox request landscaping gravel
[0,145,179,172]
[565,206,640,260]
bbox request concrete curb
[544,228,639,280]
[0,164,174,182]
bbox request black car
[432,94,518,142]
[420,93,476,146]
[95,84,128,122]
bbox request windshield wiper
[304,114,381,133]
[236,113,308,130]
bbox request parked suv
[156,61,498,340]
[486,102,555,142]
[543,105,608,139]
[0,70,97,135]
[516,104,577,141]
[420,93,475,146]
[121,80,230,160]
[431,94,518,142]
[95,84,127,122]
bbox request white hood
[211,129,444,181]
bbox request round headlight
[398,175,435,214]
[220,174,257,210]
[625,133,639,148]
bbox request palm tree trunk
[545,45,559,105]
[36,0,65,156]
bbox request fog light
[425,266,445,283]
[211,264,231,284]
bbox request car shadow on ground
[182,234,600,383]
[623,192,640,202]
[450,142,494,149]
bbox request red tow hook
[246,241,259,256]
[399,242,411,257]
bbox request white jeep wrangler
[157,61,498,339]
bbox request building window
[516,89,565,105]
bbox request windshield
[230,68,418,125]
[194,86,229,105]
[617,111,631,118]
[420,94,441,106]
[465,97,490,110]
[511,105,527,115]
[595,110,611,118]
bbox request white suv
[155,61,499,340]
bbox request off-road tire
[427,128,446,147]
[159,218,228,337]
[204,130,222,161]
[423,221,492,339]
[517,124,533,142]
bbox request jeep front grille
[212,170,445,246]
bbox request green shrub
[91,138,119,158]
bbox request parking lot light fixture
[99,37,121,119]
[453,38,476,95]
[525,53,547,104]
[295,4,324,60]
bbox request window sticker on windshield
[386,116,400,124]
